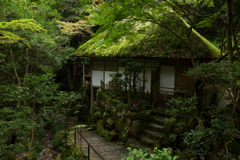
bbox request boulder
[119,131,129,142]
[106,117,115,130]
[103,112,109,127]
[164,117,176,136]
[126,112,144,120]
[177,149,193,160]
[105,130,119,141]
[115,117,124,133]
[129,120,142,139]
[125,117,132,126]
[111,108,117,120]
[186,116,198,132]
[96,120,104,135]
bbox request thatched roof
[73,14,220,59]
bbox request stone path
[73,130,129,160]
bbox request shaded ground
[73,130,129,160]
[37,130,60,160]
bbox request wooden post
[146,90,149,100]
[150,90,152,106]
[90,57,93,117]
[91,86,93,117]
[82,59,85,86]
[164,91,168,101]
[154,84,157,108]
[142,67,145,98]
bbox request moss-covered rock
[103,112,110,127]
[115,117,124,132]
[125,138,134,148]
[106,117,115,130]
[99,101,106,111]
[97,89,104,100]
[177,149,193,160]
[173,126,184,134]
[125,110,151,121]
[111,108,117,120]
[186,116,197,131]
[90,123,97,130]
[87,116,95,124]
[96,120,104,135]
[125,117,132,126]
[143,110,152,122]
[196,118,205,132]
[92,101,98,109]
[119,131,129,142]
[105,96,112,105]
[104,130,119,141]
[126,112,144,120]
[130,106,139,112]
[164,117,176,136]
[129,120,142,139]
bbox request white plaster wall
[105,71,117,85]
[145,68,151,92]
[160,66,175,92]
[92,70,104,86]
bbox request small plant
[124,124,131,134]
[93,106,102,118]
[183,129,213,159]
[117,112,125,120]
[122,147,178,160]
[94,111,102,118]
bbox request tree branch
[49,26,92,53]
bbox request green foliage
[187,62,240,106]
[94,111,102,118]
[74,0,220,59]
[0,0,89,159]
[183,129,214,158]
[117,112,125,120]
[166,96,198,132]
[94,106,102,118]
[122,147,178,160]
[0,72,82,159]
[52,131,65,148]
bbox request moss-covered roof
[73,14,220,59]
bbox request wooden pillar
[90,58,93,117]
[91,86,93,117]
[143,67,145,97]
[164,91,168,101]
[82,59,85,86]
[154,84,157,108]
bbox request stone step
[139,135,157,147]
[157,103,169,108]
[151,115,165,125]
[127,138,150,150]
[144,130,164,139]
[147,122,164,132]
[153,107,170,117]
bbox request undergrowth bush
[122,147,178,160]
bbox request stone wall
[90,89,151,143]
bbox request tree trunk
[28,99,36,160]
[67,62,74,91]
[226,0,234,63]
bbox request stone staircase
[139,107,169,148]
[127,106,170,150]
